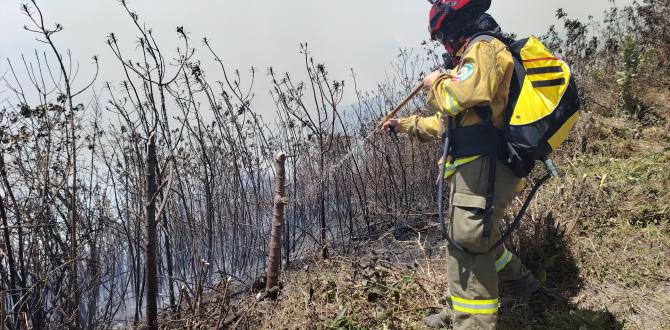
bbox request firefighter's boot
[500,275,540,309]
[423,308,451,328]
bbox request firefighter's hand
[382,118,400,132]
[423,70,442,89]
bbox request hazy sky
[0,0,631,117]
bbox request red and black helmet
[429,0,492,50]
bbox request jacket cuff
[397,116,416,134]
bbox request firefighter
[382,0,540,328]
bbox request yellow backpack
[501,35,581,177]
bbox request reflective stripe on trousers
[451,295,499,315]
[495,248,513,272]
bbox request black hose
[489,172,552,251]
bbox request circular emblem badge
[450,63,474,82]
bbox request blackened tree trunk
[145,134,158,329]
[319,144,328,259]
[0,193,19,329]
[0,282,5,330]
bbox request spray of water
[298,129,380,199]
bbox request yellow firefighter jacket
[397,36,515,178]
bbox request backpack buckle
[483,194,495,216]
[544,158,558,177]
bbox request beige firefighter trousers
[444,156,533,329]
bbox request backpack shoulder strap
[463,34,497,54]
[468,31,515,46]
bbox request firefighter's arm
[392,72,452,142]
[427,40,503,116]
[396,114,443,143]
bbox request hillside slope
[191,92,669,330]
[163,51,670,330]
[158,2,670,329]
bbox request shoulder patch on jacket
[450,63,475,82]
